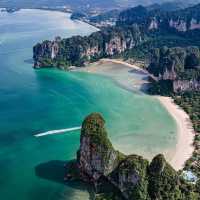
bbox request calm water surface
[0,9,177,200]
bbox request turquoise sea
[0,9,177,200]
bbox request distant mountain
[117,3,200,34]
[115,0,200,8]
[1,0,200,12]
[147,1,194,11]
[69,1,194,28]
[0,0,117,11]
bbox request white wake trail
[34,127,81,137]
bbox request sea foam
[34,127,81,137]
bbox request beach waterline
[75,59,195,170]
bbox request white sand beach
[74,58,195,170]
[158,96,195,170]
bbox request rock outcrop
[77,113,121,184]
[111,155,149,200]
[33,26,143,69]
[173,80,200,92]
[148,154,181,200]
[33,36,61,68]
[66,113,192,200]
[148,46,200,92]
[169,19,187,32]
[117,4,200,33]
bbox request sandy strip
[100,58,148,73]
[99,59,157,81]
[74,58,148,74]
[74,58,150,92]
[74,58,195,170]
[157,96,195,170]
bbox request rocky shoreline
[64,113,199,200]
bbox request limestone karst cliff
[33,26,143,69]
[33,3,200,71]
[117,4,200,33]
[66,113,198,200]
[148,46,200,92]
[77,113,122,184]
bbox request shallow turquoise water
[0,9,177,200]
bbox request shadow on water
[128,68,147,76]
[127,68,152,94]
[24,58,34,65]
[140,83,151,93]
[35,160,95,200]
[35,160,66,184]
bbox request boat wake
[34,127,81,137]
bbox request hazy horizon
[0,0,200,10]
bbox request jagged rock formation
[32,3,200,72]
[117,4,200,33]
[148,154,181,200]
[33,36,61,68]
[67,113,198,200]
[78,113,122,184]
[32,3,200,71]
[173,80,200,92]
[111,155,149,200]
[33,26,143,68]
[148,46,200,92]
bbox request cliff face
[33,26,143,68]
[70,113,190,200]
[33,37,61,68]
[111,155,149,200]
[148,46,200,92]
[117,4,200,33]
[173,80,200,92]
[78,113,120,183]
[148,154,181,200]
